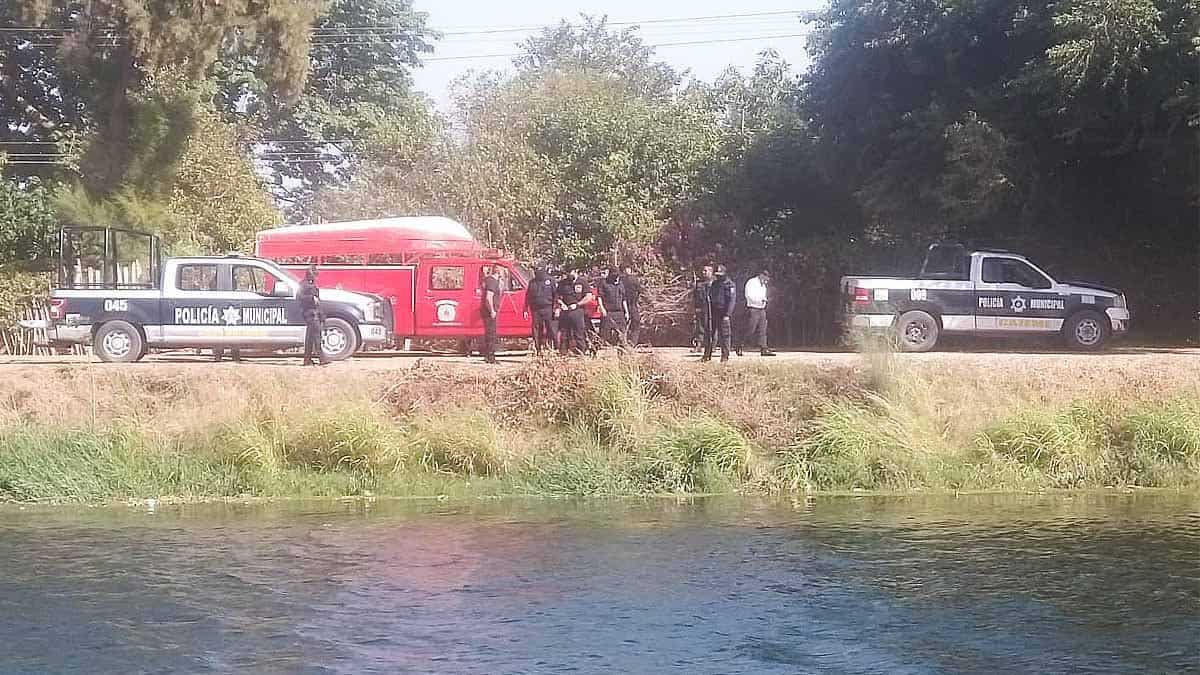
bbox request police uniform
[621,271,642,347]
[597,274,628,348]
[524,270,558,355]
[299,274,327,366]
[704,273,736,362]
[556,275,589,355]
[481,273,502,363]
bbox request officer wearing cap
[299,265,328,366]
[524,265,558,356]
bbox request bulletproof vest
[599,279,625,311]
[528,276,556,307]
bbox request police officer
[556,269,593,355]
[481,265,503,364]
[621,264,642,348]
[693,264,714,355]
[597,267,628,349]
[299,266,328,366]
[703,264,736,363]
[524,265,558,356]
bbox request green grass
[1,357,1197,503]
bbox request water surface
[1,494,1196,674]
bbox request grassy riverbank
[1,351,1198,502]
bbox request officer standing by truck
[299,266,329,366]
[702,264,736,363]
[524,266,558,356]
[597,267,628,349]
[621,264,642,349]
[481,265,503,364]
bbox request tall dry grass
[1,351,1198,502]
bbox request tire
[1063,310,1109,350]
[895,310,940,353]
[321,318,359,361]
[94,320,144,363]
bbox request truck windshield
[256,260,298,290]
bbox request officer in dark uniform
[556,270,593,355]
[620,264,642,348]
[693,264,714,355]
[481,265,503,364]
[703,264,736,363]
[524,266,558,355]
[597,267,628,349]
[299,266,328,366]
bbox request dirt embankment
[2,347,1198,434]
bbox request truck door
[228,262,305,346]
[974,256,1068,333]
[162,262,227,346]
[487,263,532,337]
[415,259,481,338]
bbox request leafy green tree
[214,0,435,220]
[515,14,681,98]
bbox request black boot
[760,349,777,357]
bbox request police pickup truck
[41,228,390,362]
[841,244,1130,352]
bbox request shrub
[404,409,508,476]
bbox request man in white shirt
[738,270,776,357]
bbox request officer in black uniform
[621,264,642,348]
[556,270,593,355]
[597,267,628,349]
[693,264,714,355]
[299,266,328,366]
[524,266,558,356]
[703,264,736,363]
[481,265,503,364]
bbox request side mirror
[272,285,293,298]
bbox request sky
[409,0,824,110]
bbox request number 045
[104,299,129,312]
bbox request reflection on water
[0,494,1196,674]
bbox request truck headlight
[363,302,378,323]
[1114,294,1127,309]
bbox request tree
[3,0,326,189]
[214,0,435,220]
[515,15,682,98]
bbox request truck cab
[842,244,1131,352]
[44,227,389,362]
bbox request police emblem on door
[435,300,458,323]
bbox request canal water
[0,494,1195,674]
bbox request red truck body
[256,217,533,340]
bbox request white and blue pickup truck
[841,245,1130,352]
[34,227,391,363]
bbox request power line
[420,33,809,62]
[0,10,804,41]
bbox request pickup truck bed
[842,250,1129,352]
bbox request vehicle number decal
[910,289,927,301]
[873,289,889,301]
[104,299,129,312]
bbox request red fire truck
[255,217,533,345]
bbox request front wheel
[94,320,145,363]
[321,318,359,361]
[1063,311,1109,350]
[895,310,940,353]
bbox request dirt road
[1,345,1196,374]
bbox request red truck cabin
[256,217,532,340]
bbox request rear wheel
[895,310,940,353]
[321,318,359,361]
[1064,310,1109,350]
[94,320,144,363]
